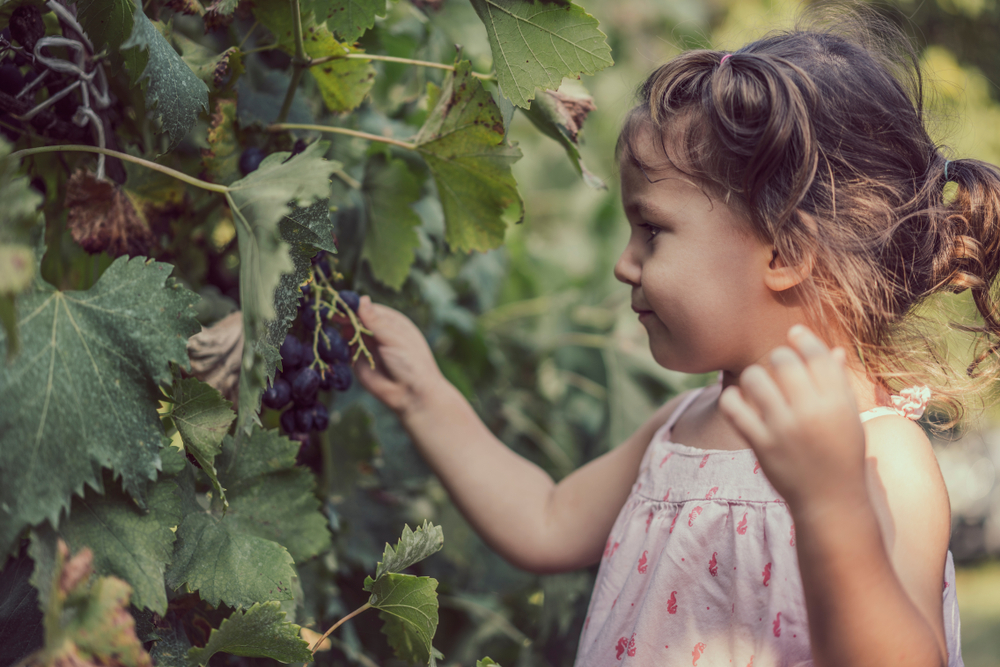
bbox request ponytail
[932,158,1000,377]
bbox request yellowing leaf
[415,61,523,253]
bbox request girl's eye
[638,223,661,241]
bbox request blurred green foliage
[315,2,1000,666]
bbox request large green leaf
[415,61,523,253]
[468,0,612,107]
[0,256,199,556]
[307,0,386,44]
[165,511,296,609]
[226,142,336,433]
[187,602,312,666]
[362,154,423,290]
[166,427,329,608]
[369,574,439,664]
[48,475,183,615]
[253,0,375,112]
[168,376,235,507]
[75,0,148,82]
[121,8,210,148]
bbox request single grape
[318,326,351,364]
[279,408,297,434]
[311,250,327,265]
[292,366,320,403]
[239,147,266,175]
[295,404,317,432]
[300,282,311,298]
[300,345,316,368]
[0,62,24,95]
[314,256,331,279]
[331,361,352,391]
[262,377,292,410]
[311,403,329,431]
[317,367,333,391]
[279,335,304,369]
[339,290,360,313]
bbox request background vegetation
[2,0,1000,665]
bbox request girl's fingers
[787,325,843,391]
[769,345,813,404]
[719,386,771,448]
[738,364,789,425]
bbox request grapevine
[0,0,613,664]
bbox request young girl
[354,14,1000,667]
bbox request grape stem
[311,602,372,654]
[275,0,308,125]
[269,123,417,151]
[310,265,375,368]
[8,145,230,193]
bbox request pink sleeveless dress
[573,386,963,667]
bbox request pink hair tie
[720,54,733,65]
[889,385,931,420]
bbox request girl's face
[615,133,798,376]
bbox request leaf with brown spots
[66,170,154,258]
[414,60,523,253]
[254,0,374,112]
[187,310,244,405]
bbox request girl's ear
[764,210,816,292]
[764,251,813,292]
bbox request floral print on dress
[573,385,963,667]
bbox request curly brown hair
[617,8,1000,427]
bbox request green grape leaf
[477,660,500,667]
[361,154,423,290]
[415,61,523,253]
[121,8,210,148]
[0,256,199,557]
[187,601,312,666]
[522,87,605,189]
[253,0,375,112]
[166,427,329,607]
[468,0,612,108]
[307,0,386,44]
[40,475,182,615]
[76,0,148,82]
[215,429,331,563]
[202,98,241,185]
[167,376,235,508]
[368,521,444,584]
[165,511,296,609]
[368,574,439,665]
[30,538,152,667]
[226,142,335,433]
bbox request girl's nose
[614,242,641,286]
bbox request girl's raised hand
[718,325,867,517]
[353,296,449,416]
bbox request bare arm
[354,297,687,573]
[719,326,949,667]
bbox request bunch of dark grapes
[259,250,363,465]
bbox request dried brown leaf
[186,310,243,404]
[545,89,596,143]
[66,170,154,257]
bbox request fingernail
[789,324,806,337]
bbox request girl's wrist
[787,481,876,532]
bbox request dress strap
[662,387,707,435]
[859,406,900,423]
